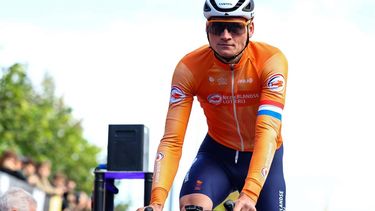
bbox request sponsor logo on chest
[207,93,259,105]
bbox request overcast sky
[1,0,375,210]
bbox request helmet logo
[218,3,232,5]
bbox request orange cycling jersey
[151,41,288,205]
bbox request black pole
[93,169,106,211]
[105,178,115,211]
[144,172,153,206]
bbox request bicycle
[144,200,235,211]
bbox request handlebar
[223,200,235,211]
[143,205,203,211]
[144,200,234,211]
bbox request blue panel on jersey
[257,110,282,120]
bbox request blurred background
[1,0,375,210]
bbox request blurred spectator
[35,161,65,211]
[74,192,91,211]
[52,172,69,211]
[0,187,37,211]
[21,158,40,186]
[14,156,23,173]
[66,180,77,194]
[0,150,27,181]
[0,152,90,211]
[63,180,77,211]
[35,160,63,196]
[63,192,77,211]
[1,153,89,211]
[52,172,67,193]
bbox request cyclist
[137,0,288,210]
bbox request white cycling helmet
[203,0,255,20]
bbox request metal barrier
[92,167,153,211]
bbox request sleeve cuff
[150,187,168,206]
[241,181,262,203]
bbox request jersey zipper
[230,64,244,163]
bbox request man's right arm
[149,61,196,206]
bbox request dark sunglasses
[207,19,250,36]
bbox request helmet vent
[242,1,254,12]
[204,3,211,12]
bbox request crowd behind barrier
[0,172,45,211]
[0,150,91,211]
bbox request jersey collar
[212,43,254,71]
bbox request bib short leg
[179,134,286,211]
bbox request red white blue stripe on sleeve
[257,100,284,121]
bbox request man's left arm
[241,51,288,203]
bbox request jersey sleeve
[150,61,196,206]
[242,51,288,203]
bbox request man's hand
[233,193,256,211]
[136,203,163,211]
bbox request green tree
[0,63,100,193]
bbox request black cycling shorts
[179,134,286,211]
